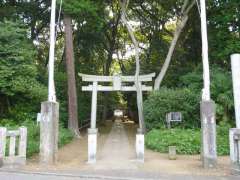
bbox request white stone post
[231,54,240,129]
[136,129,144,162]
[0,127,7,167]
[40,101,59,165]
[9,136,16,157]
[19,127,27,163]
[88,81,98,163]
[229,54,240,173]
[200,0,210,101]
[48,0,57,102]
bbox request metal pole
[200,0,211,101]
[48,0,57,102]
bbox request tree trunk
[154,15,189,90]
[64,14,80,137]
[120,0,145,133]
[154,0,195,90]
[102,53,112,123]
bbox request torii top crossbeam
[78,73,155,92]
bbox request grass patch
[146,122,230,155]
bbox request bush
[145,122,230,155]
[146,129,201,154]
[144,88,200,130]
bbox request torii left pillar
[88,81,98,163]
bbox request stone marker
[200,100,217,168]
[168,146,177,160]
[229,128,240,174]
[40,101,59,165]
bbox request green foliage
[0,20,47,119]
[0,20,46,99]
[58,126,74,148]
[62,0,99,16]
[180,66,234,124]
[144,88,200,130]
[208,0,240,65]
[146,128,200,154]
[146,122,230,155]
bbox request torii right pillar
[229,54,240,174]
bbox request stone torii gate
[79,73,155,163]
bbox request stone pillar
[0,127,6,167]
[231,54,240,129]
[40,101,59,165]
[88,128,98,163]
[229,54,240,173]
[136,128,144,162]
[200,100,217,168]
[229,128,240,172]
[18,127,27,165]
[168,146,177,160]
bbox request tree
[64,14,80,137]
[0,20,46,116]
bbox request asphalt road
[0,171,239,180]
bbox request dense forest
[0,0,240,155]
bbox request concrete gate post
[229,54,240,173]
[200,100,217,168]
[40,101,59,165]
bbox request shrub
[145,122,230,155]
[25,120,74,157]
[144,88,200,130]
[146,128,201,154]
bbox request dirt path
[22,120,233,177]
[94,120,137,170]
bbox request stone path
[94,120,137,170]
